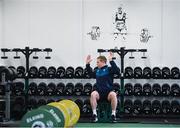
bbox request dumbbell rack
[0,47,52,119]
[97,47,147,112]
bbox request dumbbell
[37,99,47,107]
[56,66,66,78]
[152,100,161,115]
[74,83,83,96]
[124,99,133,114]
[65,66,74,78]
[143,83,151,96]
[28,66,38,78]
[28,82,38,96]
[143,67,151,79]
[0,100,5,112]
[75,99,84,114]
[0,66,17,81]
[113,83,120,95]
[171,100,180,115]
[11,97,25,120]
[17,66,25,78]
[11,81,25,96]
[21,100,80,128]
[142,100,151,115]
[133,99,142,115]
[74,67,84,78]
[171,67,180,79]
[124,83,133,96]
[37,82,47,96]
[124,67,134,79]
[171,83,180,96]
[152,67,162,79]
[0,84,5,95]
[56,82,65,96]
[27,98,37,110]
[47,82,56,96]
[152,83,161,96]
[113,70,120,79]
[38,66,47,78]
[82,99,92,116]
[134,67,142,79]
[83,83,93,96]
[65,83,74,95]
[47,66,56,78]
[133,83,142,96]
[162,100,171,115]
[162,83,170,96]
[83,67,92,79]
[93,83,97,91]
[162,67,171,79]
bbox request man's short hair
[97,56,107,63]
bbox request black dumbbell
[152,83,161,96]
[152,100,161,115]
[0,100,5,112]
[93,83,97,91]
[28,82,38,96]
[171,83,180,96]
[38,66,47,78]
[83,83,93,96]
[0,84,5,95]
[47,66,56,78]
[162,83,170,96]
[152,67,162,79]
[74,67,84,78]
[56,66,66,78]
[82,99,92,115]
[124,99,133,114]
[17,66,25,78]
[113,83,120,95]
[74,83,83,96]
[134,83,142,96]
[27,98,37,110]
[47,99,55,104]
[75,99,84,114]
[65,66,74,78]
[162,100,171,115]
[37,99,47,107]
[134,67,142,79]
[162,67,171,79]
[143,83,151,96]
[11,97,25,120]
[143,100,151,115]
[133,99,142,115]
[143,67,151,79]
[29,66,38,78]
[8,66,18,81]
[83,67,92,79]
[12,82,25,96]
[171,100,180,115]
[124,67,134,79]
[171,67,180,79]
[56,82,65,96]
[47,82,56,96]
[124,83,133,96]
[65,83,74,95]
[37,82,47,96]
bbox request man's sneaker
[92,114,98,122]
[111,115,117,123]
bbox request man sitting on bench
[86,52,120,122]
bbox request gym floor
[75,123,180,128]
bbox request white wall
[0,0,180,69]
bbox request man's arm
[85,55,96,78]
[108,52,120,74]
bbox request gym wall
[0,0,180,68]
